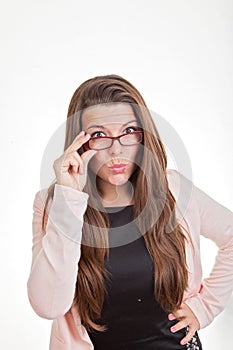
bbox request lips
[111,163,127,169]
[110,164,127,174]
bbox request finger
[68,156,82,174]
[68,131,91,153]
[81,149,98,174]
[180,326,196,346]
[170,319,187,334]
[68,151,85,173]
[60,150,83,172]
[169,311,182,321]
[171,304,186,320]
[68,160,78,174]
[70,151,85,174]
[168,313,176,321]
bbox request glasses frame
[83,130,144,151]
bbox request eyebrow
[86,119,140,130]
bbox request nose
[108,138,123,155]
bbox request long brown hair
[42,74,190,332]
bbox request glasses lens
[120,132,142,145]
[89,137,112,150]
[88,132,142,150]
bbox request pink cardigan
[27,169,233,350]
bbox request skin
[168,303,200,345]
[54,102,200,345]
[54,131,98,192]
[81,103,142,207]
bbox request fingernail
[180,340,186,345]
[168,314,175,320]
[171,326,176,333]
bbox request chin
[106,174,130,186]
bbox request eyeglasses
[83,130,144,150]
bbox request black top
[87,205,202,350]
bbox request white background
[0,0,232,349]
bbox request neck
[97,178,134,207]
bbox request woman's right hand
[53,131,97,191]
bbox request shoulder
[166,168,194,204]
[32,187,50,213]
[166,169,199,225]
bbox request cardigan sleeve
[27,184,89,320]
[177,171,233,329]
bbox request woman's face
[81,103,142,192]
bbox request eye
[91,131,106,137]
[123,126,137,133]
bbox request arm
[183,175,233,329]
[27,184,89,320]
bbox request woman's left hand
[168,303,200,345]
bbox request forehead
[81,103,137,129]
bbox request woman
[27,74,233,350]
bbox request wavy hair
[41,74,190,332]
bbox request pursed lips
[107,159,130,167]
[110,163,127,168]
